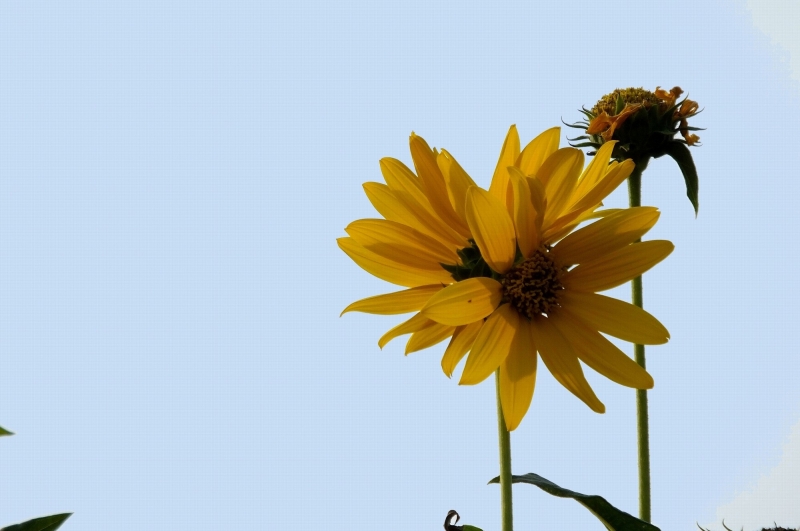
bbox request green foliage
[489,472,659,531]
[440,239,496,281]
[660,141,700,216]
[0,514,71,531]
[443,510,483,531]
[1,428,70,530]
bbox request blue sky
[1,1,799,530]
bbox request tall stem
[628,158,651,523]
[495,369,513,531]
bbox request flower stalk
[495,369,513,531]
[569,86,705,521]
[628,157,651,523]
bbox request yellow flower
[339,126,673,430]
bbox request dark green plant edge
[660,141,699,216]
[489,472,658,531]
[1,513,72,531]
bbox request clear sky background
[1,1,799,530]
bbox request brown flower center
[501,249,564,319]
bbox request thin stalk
[495,369,513,531]
[628,157,651,523]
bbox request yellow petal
[569,158,635,215]
[420,277,503,326]
[561,240,674,293]
[465,186,516,274]
[527,176,546,231]
[552,207,660,266]
[363,182,461,252]
[379,159,468,247]
[346,219,458,267]
[558,290,669,345]
[572,140,616,202]
[499,318,537,431]
[550,310,654,389]
[516,127,560,178]
[341,285,445,316]
[378,313,433,349]
[441,320,483,378]
[540,148,585,226]
[338,237,453,287]
[460,304,519,385]
[508,167,540,257]
[379,157,421,190]
[489,125,520,209]
[543,206,601,244]
[410,134,471,237]
[438,149,478,228]
[529,316,605,413]
[406,322,457,355]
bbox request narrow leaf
[0,425,13,437]
[661,141,699,216]
[489,473,659,531]
[1,514,72,531]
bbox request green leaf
[661,140,700,216]
[0,425,13,437]
[489,473,659,531]
[463,526,484,531]
[1,514,71,531]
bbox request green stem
[628,157,651,523]
[495,369,513,531]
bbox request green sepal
[660,141,699,215]
[662,102,681,119]
[440,240,494,281]
[614,93,625,114]
[563,122,589,131]
[646,104,661,126]
[0,425,13,437]
[1,514,72,531]
[569,142,602,149]
[489,473,659,531]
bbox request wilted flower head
[567,86,703,214]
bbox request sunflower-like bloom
[339,126,673,430]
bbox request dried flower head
[567,86,704,214]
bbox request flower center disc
[501,249,564,319]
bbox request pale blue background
[1,1,799,530]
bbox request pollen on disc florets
[501,248,564,319]
[592,87,660,116]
